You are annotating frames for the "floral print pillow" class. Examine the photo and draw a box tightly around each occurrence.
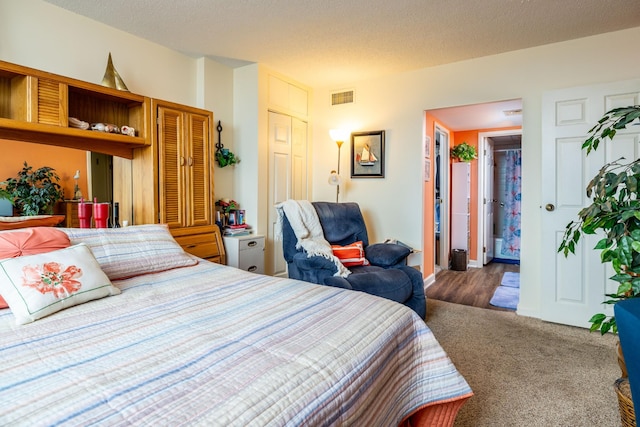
[0,243,120,324]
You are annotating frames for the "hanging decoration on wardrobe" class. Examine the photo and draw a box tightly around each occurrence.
[214,120,239,167]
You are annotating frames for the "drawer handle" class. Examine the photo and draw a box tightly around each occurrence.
[186,244,197,249]
[248,241,257,247]
[248,266,257,272]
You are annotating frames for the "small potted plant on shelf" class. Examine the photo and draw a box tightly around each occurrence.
[215,148,239,168]
[0,162,64,216]
[558,105,640,335]
[450,142,477,162]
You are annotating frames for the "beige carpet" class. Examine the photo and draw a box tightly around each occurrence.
[425,299,622,427]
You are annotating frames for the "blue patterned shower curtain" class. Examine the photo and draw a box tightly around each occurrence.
[501,149,521,258]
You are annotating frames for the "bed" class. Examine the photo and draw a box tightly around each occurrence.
[0,224,472,426]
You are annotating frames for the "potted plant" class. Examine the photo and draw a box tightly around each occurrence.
[215,148,239,168]
[0,162,64,216]
[450,142,477,162]
[558,105,640,335]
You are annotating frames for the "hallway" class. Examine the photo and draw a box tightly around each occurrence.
[426,262,519,311]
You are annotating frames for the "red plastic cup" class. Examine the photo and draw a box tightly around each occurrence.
[78,202,93,228]
[93,203,110,228]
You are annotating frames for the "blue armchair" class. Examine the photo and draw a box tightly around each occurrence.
[281,201,426,318]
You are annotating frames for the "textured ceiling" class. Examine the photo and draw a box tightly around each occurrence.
[43,0,640,89]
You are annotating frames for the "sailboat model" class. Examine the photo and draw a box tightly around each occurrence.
[358,143,377,166]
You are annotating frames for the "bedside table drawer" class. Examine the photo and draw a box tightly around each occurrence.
[223,235,265,274]
[239,237,265,252]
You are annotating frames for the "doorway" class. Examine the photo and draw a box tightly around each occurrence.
[427,99,522,274]
[434,125,449,271]
[89,152,113,203]
[478,131,522,266]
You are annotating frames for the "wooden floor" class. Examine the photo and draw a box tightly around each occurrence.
[426,261,520,311]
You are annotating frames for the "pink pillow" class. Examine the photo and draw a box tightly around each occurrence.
[331,241,370,267]
[0,227,71,309]
[0,215,65,230]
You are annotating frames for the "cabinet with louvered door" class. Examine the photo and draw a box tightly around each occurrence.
[0,60,150,159]
[154,100,222,262]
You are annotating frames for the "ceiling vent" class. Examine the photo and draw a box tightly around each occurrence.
[331,89,355,106]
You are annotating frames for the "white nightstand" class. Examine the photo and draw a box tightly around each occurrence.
[223,234,265,274]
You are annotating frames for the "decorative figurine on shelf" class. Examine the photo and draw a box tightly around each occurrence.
[120,125,135,137]
[216,198,239,213]
[69,117,90,130]
[101,52,129,92]
[214,121,239,167]
[215,198,238,228]
[91,123,121,133]
[73,170,82,200]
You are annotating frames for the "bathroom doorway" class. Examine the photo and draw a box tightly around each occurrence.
[478,132,522,265]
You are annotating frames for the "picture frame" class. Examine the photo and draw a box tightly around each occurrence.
[424,135,431,158]
[424,158,431,182]
[351,130,385,178]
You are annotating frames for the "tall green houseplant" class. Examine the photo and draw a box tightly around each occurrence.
[559,105,640,334]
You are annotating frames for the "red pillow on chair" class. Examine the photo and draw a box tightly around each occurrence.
[331,241,370,267]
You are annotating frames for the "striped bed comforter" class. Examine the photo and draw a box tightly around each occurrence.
[0,260,471,426]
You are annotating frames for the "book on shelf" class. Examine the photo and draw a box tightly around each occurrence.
[223,225,252,237]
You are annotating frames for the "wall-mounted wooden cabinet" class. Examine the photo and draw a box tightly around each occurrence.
[0,60,224,264]
[0,60,150,159]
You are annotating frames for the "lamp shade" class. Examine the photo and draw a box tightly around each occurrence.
[329,129,349,143]
[328,171,342,186]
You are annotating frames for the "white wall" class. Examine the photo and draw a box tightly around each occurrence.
[5,0,640,321]
[0,0,235,203]
[197,58,235,201]
[312,26,640,319]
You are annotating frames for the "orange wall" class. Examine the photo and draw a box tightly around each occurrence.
[0,140,88,206]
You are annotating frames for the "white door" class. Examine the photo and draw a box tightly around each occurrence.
[541,80,640,328]
[451,162,470,251]
[482,137,495,264]
[435,126,450,270]
[267,111,308,278]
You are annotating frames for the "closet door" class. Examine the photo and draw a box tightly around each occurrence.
[267,111,308,277]
[157,104,212,229]
[291,117,308,200]
[186,112,211,227]
[157,105,186,229]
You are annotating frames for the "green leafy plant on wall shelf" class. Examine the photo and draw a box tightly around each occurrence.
[0,162,64,216]
[215,148,239,168]
[558,105,640,334]
[450,142,477,162]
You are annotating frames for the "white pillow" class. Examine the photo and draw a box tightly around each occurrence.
[0,243,120,324]
[61,224,198,280]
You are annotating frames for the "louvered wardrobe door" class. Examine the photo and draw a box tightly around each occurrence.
[157,105,186,229]
[186,112,211,227]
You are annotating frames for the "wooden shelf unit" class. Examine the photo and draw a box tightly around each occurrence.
[0,60,150,159]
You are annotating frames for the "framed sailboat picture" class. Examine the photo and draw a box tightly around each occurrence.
[351,130,385,178]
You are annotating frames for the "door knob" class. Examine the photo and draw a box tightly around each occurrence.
[545,203,555,211]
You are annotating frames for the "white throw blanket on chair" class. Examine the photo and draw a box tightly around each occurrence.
[275,200,350,278]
